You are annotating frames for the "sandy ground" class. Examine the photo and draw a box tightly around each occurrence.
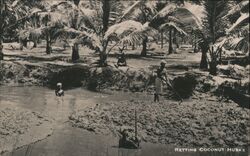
[0,106,53,154]
[69,93,250,147]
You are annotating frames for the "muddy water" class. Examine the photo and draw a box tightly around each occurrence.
[0,86,247,156]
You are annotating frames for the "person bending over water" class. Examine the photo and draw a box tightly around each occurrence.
[55,83,64,97]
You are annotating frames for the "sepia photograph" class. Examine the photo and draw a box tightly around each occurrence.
[0,0,249,156]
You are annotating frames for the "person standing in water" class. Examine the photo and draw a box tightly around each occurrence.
[55,83,64,97]
[154,60,167,102]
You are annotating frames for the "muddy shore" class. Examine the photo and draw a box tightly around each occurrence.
[69,94,250,147]
[0,106,53,154]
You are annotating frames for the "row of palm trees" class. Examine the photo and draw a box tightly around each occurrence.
[0,0,249,75]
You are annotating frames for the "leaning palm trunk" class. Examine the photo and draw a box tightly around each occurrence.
[141,37,148,56]
[72,43,79,62]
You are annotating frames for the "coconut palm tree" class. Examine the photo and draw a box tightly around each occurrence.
[191,0,230,75]
[54,0,106,62]
[0,0,44,59]
[118,1,201,56]
[193,0,248,75]
[159,18,187,54]
[148,1,202,56]
[19,1,67,54]
[52,0,157,65]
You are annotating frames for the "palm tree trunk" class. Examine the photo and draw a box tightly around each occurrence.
[209,47,217,75]
[102,0,110,33]
[194,34,198,53]
[32,15,38,48]
[72,43,79,62]
[209,61,217,75]
[98,0,110,67]
[0,39,3,60]
[45,14,51,54]
[141,37,147,56]
[19,38,23,50]
[168,28,173,54]
[99,40,108,66]
[46,35,52,54]
[0,0,5,60]
[132,43,135,50]
[23,39,27,48]
[33,39,37,48]
[161,31,163,49]
[200,50,208,70]
[99,51,107,66]
[173,29,179,49]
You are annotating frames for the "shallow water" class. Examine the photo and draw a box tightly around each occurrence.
[0,86,247,156]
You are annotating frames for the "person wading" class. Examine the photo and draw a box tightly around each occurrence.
[55,83,64,97]
[154,60,167,102]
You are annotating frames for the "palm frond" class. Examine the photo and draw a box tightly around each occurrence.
[160,22,187,36]
[150,2,202,29]
[227,13,249,33]
[226,36,249,53]
[227,0,249,16]
[182,1,204,29]
[153,3,177,19]
[104,20,144,40]
[119,1,143,22]
[59,26,101,50]
[119,22,157,45]
[228,37,245,48]
[145,1,157,14]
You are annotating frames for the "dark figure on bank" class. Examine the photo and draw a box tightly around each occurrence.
[154,60,167,102]
[55,83,64,97]
[116,52,127,67]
